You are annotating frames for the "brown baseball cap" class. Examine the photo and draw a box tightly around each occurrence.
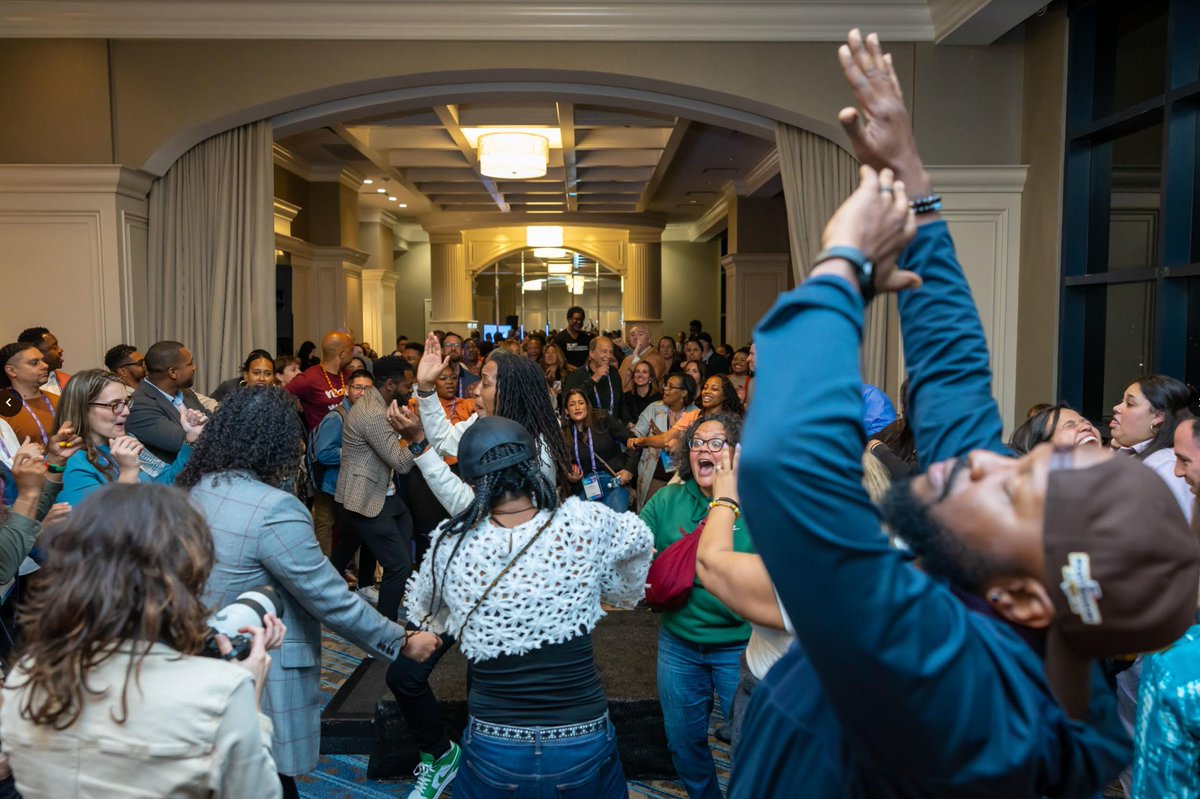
[1042,447,1200,719]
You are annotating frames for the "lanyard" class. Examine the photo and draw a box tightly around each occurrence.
[0,433,12,460]
[21,393,53,446]
[572,425,597,473]
[592,372,614,412]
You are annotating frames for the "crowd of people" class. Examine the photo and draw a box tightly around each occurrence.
[0,28,1197,799]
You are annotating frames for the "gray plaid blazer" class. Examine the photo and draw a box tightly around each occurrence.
[334,387,414,517]
[192,471,406,776]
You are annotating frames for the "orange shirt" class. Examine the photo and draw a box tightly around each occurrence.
[407,394,474,466]
[7,390,59,447]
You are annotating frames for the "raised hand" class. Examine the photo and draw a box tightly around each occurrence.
[40,502,71,530]
[417,332,451,391]
[837,29,930,198]
[712,442,740,503]
[10,442,48,497]
[180,407,209,443]
[47,423,82,466]
[819,166,919,295]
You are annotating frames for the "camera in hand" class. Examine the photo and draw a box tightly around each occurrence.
[203,586,283,661]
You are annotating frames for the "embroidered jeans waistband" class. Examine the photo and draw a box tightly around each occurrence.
[469,713,609,743]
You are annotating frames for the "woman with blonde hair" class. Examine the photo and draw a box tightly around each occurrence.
[1,483,284,798]
[55,369,206,506]
[541,342,574,411]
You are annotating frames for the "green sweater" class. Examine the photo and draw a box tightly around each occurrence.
[0,479,61,584]
[640,479,752,646]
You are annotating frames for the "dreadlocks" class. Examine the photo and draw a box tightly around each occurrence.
[421,442,559,628]
[489,350,574,495]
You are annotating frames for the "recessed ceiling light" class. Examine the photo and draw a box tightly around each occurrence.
[387,196,397,202]
[398,203,408,208]
[376,188,386,194]
[363,178,373,185]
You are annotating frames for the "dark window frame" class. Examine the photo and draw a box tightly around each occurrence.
[1059,0,1200,422]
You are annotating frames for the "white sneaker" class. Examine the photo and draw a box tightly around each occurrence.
[357,585,379,606]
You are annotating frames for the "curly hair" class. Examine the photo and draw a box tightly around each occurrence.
[420,442,559,628]
[53,369,127,482]
[673,411,743,483]
[176,386,304,489]
[11,483,214,729]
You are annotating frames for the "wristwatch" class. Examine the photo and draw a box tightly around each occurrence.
[408,439,429,457]
[812,246,875,303]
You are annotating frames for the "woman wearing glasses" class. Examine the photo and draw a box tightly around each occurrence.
[55,370,207,506]
[639,412,751,799]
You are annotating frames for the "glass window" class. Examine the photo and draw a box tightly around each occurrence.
[1095,0,1168,117]
[1091,281,1157,422]
[1105,122,1162,272]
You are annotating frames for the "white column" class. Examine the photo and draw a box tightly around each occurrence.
[362,268,400,354]
[277,234,369,342]
[623,234,663,340]
[720,253,790,348]
[0,165,152,369]
[428,231,475,334]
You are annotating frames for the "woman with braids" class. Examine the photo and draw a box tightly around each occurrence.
[383,345,574,798]
[400,416,653,798]
[178,387,407,797]
[1,483,286,797]
[56,369,207,506]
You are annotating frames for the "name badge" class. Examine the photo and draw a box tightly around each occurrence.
[582,473,603,501]
[660,449,675,471]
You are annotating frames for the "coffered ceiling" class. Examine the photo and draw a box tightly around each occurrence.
[275,100,778,233]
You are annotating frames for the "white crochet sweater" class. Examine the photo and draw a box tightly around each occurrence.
[405,496,654,662]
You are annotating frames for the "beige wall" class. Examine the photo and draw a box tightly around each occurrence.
[2,38,1025,173]
[913,35,1025,165]
[0,41,113,164]
[662,240,721,341]
[394,243,432,338]
[272,165,310,241]
[1015,6,1068,414]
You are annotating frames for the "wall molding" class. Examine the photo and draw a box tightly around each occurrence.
[0,1,935,41]
[926,165,1029,193]
[0,165,154,200]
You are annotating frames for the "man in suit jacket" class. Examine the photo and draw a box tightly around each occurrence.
[334,356,418,621]
[126,341,210,464]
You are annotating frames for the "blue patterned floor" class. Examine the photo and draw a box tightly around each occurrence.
[302,631,725,798]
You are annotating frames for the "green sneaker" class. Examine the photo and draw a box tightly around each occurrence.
[408,741,461,799]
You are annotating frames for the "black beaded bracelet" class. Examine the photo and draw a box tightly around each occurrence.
[910,194,943,215]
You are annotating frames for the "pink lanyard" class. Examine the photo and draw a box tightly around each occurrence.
[21,394,53,446]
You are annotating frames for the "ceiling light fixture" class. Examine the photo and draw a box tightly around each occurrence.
[547,261,573,275]
[387,196,397,202]
[522,279,545,292]
[533,247,568,260]
[526,226,563,248]
[398,203,408,208]
[376,188,387,194]
[479,132,549,180]
[363,179,373,185]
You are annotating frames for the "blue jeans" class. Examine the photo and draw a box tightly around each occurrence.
[456,717,626,799]
[657,627,745,799]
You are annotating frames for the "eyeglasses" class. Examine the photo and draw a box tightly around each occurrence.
[116,359,144,370]
[688,437,728,452]
[90,398,133,414]
[443,342,462,349]
[664,383,685,392]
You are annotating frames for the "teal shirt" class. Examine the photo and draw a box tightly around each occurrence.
[639,478,752,646]
[1132,623,1200,798]
[59,443,192,506]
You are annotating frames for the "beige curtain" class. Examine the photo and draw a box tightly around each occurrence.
[148,120,275,394]
[775,122,890,388]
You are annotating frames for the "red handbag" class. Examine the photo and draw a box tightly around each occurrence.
[644,519,706,612]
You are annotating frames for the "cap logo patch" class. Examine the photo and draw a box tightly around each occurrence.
[1060,552,1103,625]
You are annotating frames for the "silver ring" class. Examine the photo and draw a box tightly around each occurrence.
[879,187,894,194]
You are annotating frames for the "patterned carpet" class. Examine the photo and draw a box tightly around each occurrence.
[301,630,726,798]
